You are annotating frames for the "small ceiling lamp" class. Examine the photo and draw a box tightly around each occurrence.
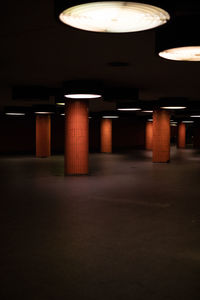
[116,101,141,111]
[159,98,187,110]
[32,105,55,115]
[182,120,194,124]
[142,110,153,113]
[63,80,102,100]
[102,115,119,119]
[157,15,200,61]
[5,112,25,116]
[56,1,170,33]
[56,102,65,106]
[190,115,200,118]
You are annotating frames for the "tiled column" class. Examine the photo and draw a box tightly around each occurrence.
[152,109,170,163]
[101,119,112,153]
[36,115,51,157]
[177,122,186,148]
[145,121,153,150]
[64,100,88,175]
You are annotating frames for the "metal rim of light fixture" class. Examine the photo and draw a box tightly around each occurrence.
[55,0,170,33]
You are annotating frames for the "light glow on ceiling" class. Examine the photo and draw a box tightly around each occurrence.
[34,112,54,115]
[147,118,153,122]
[5,113,25,116]
[161,106,186,110]
[117,108,141,111]
[59,2,170,33]
[190,115,200,118]
[102,116,119,119]
[64,94,101,99]
[182,120,194,123]
[142,110,153,113]
[56,102,65,106]
[159,46,200,61]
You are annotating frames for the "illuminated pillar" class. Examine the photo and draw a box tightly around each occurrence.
[101,119,112,153]
[145,121,153,150]
[65,100,88,175]
[177,123,186,148]
[36,115,51,157]
[152,109,170,163]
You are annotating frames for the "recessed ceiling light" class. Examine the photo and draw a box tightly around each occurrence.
[142,110,153,113]
[60,113,65,116]
[159,46,200,61]
[34,112,54,115]
[190,115,200,118]
[5,112,25,116]
[161,106,186,110]
[56,102,65,106]
[64,94,101,99]
[182,120,194,123]
[147,118,153,122]
[102,116,119,119]
[117,108,141,111]
[59,1,170,33]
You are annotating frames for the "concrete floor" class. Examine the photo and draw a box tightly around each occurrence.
[1,147,200,299]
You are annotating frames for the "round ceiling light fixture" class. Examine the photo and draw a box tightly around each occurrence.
[182,120,194,124]
[161,106,187,110]
[159,46,200,62]
[58,1,170,33]
[156,15,200,61]
[102,115,119,119]
[64,94,101,99]
[117,108,141,111]
[5,112,25,116]
[190,115,200,118]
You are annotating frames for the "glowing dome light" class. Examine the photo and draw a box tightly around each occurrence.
[102,115,119,119]
[161,106,186,110]
[117,108,141,111]
[159,46,200,61]
[142,110,153,113]
[65,94,101,99]
[59,2,170,33]
[190,115,200,118]
[182,120,194,124]
[34,112,54,115]
[56,102,65,106]
[5,112,25,116]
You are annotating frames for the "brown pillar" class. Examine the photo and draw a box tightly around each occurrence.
[36,115,51,157]
[177,123,186,148]
[101,119,112,153]
[64,100,88,175]
[152,109,170,163]
[145,121,153,150]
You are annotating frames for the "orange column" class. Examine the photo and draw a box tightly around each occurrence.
[152,109,170,163]
[145,121,153,150]
[36,115,51,157]
[101,119,112,153]
[65,100,88,175]
[177,123,186,148]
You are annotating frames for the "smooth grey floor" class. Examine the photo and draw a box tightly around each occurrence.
[1,147,200,300]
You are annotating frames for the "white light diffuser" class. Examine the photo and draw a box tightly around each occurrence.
[159,46,200,61]
[102,116,119,119]
[59,2,170,33]
[117,108,141,111]
[182,120,194,123]
[64,94,101,99]
[5,113,25,116]
[34,112,54,115]
[161,106,186,110]
[190,115,200,118]
[56,102,65,106]
[142,110,153,113]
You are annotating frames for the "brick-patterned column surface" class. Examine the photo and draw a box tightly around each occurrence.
[65,100,88,175]
[178,123,186,148]
[101,119,112,153]
[145,121,153,150]
[152,109,170,163]
[36,115,51,157]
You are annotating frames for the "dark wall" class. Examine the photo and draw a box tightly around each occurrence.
[0,116,145,155]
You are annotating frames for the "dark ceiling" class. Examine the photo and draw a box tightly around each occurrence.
[0,0,200,111]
